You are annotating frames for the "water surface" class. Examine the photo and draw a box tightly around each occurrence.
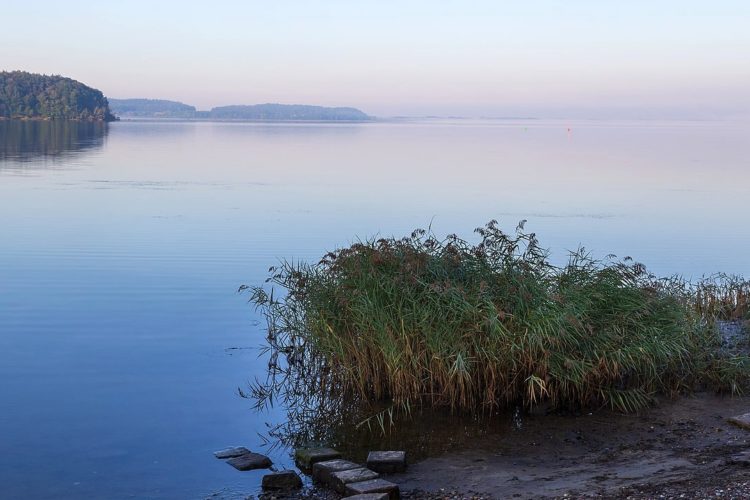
[1,119,748,499]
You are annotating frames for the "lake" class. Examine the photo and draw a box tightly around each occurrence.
[0,118,748,499]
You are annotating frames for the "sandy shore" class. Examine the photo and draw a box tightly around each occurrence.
[390,393,750,499]
[252,393,750,499]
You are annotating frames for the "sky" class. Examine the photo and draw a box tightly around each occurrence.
[2,1,749,118]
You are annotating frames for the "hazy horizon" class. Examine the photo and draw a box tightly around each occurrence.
[3,1,749,119]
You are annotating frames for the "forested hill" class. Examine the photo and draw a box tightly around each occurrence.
[108,98,197,118]
[207,104,371,121]
[0,71,115,121]
[0,72,369,122]
[108,99,372,121]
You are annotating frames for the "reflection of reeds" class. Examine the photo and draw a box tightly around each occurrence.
[243,221,750,439]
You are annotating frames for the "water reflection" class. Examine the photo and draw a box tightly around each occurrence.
[1,118,749,498]
[244,315,514,465]
[0,120,108,165]
[246,346,515,466]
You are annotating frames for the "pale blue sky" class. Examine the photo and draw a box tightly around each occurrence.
[2,1,748,118]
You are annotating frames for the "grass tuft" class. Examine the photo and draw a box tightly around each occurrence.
[246,221,750,414]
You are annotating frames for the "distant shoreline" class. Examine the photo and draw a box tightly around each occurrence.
[108,99,372,122]
[112,116,375,124]
[0,116,115,123]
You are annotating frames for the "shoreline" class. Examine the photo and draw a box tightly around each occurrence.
[112,116,374,124]
[244,392,750,499]
[393,392,750,498]
[0,116,115,122]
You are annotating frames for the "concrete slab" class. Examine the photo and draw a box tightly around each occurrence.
[312,459,360,484]
[261,470,303,490]
[344,478,400,499]
[367,451,407,473]
[330,467,380,493]
[294,447,342,469]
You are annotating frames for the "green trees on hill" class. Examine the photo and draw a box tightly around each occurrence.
[208,104,371,121]
[0,71,115,121]
[108,98,197,118]
[107,100,372,121]
[0,71,370,122]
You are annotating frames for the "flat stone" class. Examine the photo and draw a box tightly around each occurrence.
[261,470,303,490]
[344,478,400,499]
[366,451,407,473]
[728,413,750,430]
[213,446,250,459]
[330,467,380,493]
[225,451,273,471]
[312,459,360,484]
[342,494,389,500]
[294,447,341,469]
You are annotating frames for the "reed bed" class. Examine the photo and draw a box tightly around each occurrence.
[246,221,750,414]
[693,274,750,322]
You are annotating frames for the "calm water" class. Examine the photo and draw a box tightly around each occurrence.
[1,119,748,499]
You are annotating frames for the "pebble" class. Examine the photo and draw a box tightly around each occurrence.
[728,413,750,430]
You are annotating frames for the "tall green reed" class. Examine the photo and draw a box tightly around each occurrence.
[245,221,750,415]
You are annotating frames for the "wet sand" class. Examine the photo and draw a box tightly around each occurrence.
[249,393,750,499]
[391,393,750,499]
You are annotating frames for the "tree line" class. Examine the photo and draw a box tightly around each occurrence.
[0,71,115,121]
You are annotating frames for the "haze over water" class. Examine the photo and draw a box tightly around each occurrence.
[0,119,748,498]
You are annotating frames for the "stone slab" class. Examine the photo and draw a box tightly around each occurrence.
[728,413,750,430]
[262,470,303,490]
[367,450,407,473]
[294,447,341,469]
[312,459,360,484]
[330,467,380,493]
[342,494,389,500]
[214,446,250,459]
[344,478,400,499]
[226,451,273,471]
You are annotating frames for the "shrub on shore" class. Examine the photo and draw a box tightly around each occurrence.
[246,221,750,414]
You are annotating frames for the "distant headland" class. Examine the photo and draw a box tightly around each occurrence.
[0,71,372,122]
[109,98,372,121]
[0,71,116,122]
